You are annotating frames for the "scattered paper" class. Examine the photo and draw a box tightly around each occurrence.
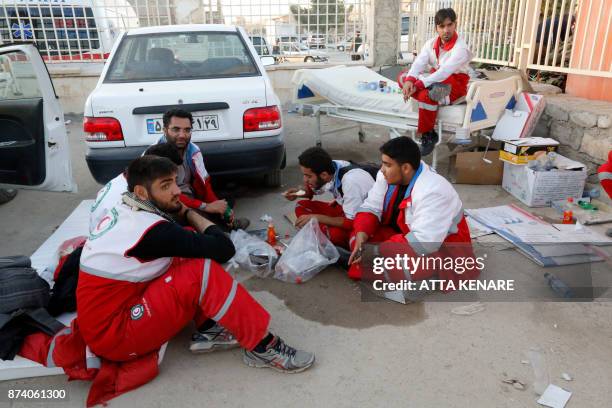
[467,216,494,238]
[451,302,485,316]
[259,214,272,223]
[537,384,572,408]
[561,373,573,381]
[502,378,526,390]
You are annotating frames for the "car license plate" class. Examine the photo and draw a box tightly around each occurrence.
[147,115,220,134]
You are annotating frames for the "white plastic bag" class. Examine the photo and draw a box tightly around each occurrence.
[274,218,339,283]
[228,229,278,278]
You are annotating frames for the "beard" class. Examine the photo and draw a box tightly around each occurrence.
[149,192,182,214]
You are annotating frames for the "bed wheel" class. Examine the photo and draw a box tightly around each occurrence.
[358,130,365,142]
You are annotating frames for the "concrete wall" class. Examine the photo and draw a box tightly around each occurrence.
[372,0,400,66]
[49,61,371,114]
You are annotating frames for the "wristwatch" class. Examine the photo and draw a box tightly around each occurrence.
[198,202,207,211]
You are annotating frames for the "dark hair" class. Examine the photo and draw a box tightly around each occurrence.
[379,137,421,170]
[298,147,334,175]
[434,8,457,26]
[163,108,193,128]
[127,156,177,192]
[144,143,184,166]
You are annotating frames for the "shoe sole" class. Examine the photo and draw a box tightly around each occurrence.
[242,354,315,374]
[190,342,240,354]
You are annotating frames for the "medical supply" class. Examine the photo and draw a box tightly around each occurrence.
[562,198,574,224]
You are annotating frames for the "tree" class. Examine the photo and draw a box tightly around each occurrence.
[290,0,354,34]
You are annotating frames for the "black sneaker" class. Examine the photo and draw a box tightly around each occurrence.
[335,246,351,269]
[419,130,439,156]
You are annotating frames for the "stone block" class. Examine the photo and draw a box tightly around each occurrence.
[550,121,583,150]
[545,103,568,121]
[569,110,597,128]
[598,115,611,129]
[580,129,612,163]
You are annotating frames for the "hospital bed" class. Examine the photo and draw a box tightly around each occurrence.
[291,66,523,169]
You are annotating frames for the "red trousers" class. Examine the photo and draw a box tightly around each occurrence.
[296,199,350,248]
[79,257,270,361]
[412,73,469,133]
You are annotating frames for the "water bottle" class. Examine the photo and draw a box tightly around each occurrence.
[544,272,574,298]
[562,197,574,224]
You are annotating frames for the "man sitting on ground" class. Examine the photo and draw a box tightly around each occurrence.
[283,147,376,250]
[397,8,473,156]
[79,156,315,372]
[347,137,479,286]
[89,143,183,234]
[155,108,249,230]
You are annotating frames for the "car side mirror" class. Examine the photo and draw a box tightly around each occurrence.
[260,56,276,66]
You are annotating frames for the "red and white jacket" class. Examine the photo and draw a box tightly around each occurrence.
[598,150,612,199]
[157,138,219,209]
[354,162,478,283]
[78,203,170,353]
[397,33,473,92]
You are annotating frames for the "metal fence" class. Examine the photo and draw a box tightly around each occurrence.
[0,0,370,64]
[400,0,611,78]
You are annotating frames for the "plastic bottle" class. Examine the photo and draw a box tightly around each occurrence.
[562,197,574,224]
[527,347,549,395]
[544,272,574,298]
[267,222,277,245]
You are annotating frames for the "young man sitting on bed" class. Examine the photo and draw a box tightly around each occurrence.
[397,7,473,156]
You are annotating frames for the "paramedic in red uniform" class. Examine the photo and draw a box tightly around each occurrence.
[156,108,250,230]
[283,147,375,249]
[598,150,612,236]
[397,8,473,156]
[78,156,315,373]
[347,137,479,287]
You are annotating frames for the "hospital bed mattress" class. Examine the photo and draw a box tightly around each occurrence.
[292,65,468,125]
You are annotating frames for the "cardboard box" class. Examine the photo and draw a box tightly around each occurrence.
[502,155,587,207]
[499,137,560,165]
[454,151,504,185]
[492,92,546,141]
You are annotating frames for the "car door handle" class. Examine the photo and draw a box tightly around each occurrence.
[0,140,35,149]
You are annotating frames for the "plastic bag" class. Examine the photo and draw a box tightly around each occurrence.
[274,218,339,283]
[228,229,278,278]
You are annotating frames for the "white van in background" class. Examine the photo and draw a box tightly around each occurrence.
[0,0,138,60]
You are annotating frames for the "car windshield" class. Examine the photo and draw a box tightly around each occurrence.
[105,31,259,82]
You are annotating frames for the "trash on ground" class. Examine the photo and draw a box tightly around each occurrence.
[561,373,573,381]
[274,218,339,283]
[537,384,572,408]
[259,214,273,223]
[528,347,550,395]
[227,229,278,278]
[451,302,485,316]
[502,378,526,390]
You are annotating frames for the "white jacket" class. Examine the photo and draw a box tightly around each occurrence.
[359,162,464,254]
[404,34,473,88]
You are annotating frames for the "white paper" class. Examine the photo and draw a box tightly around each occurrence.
[466,216,494,238]
[507,137,559,146]
[537,384,572,408]
[465,205,545,233]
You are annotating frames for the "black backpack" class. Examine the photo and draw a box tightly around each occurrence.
[337,162,379,196]
[0,257,65,360]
